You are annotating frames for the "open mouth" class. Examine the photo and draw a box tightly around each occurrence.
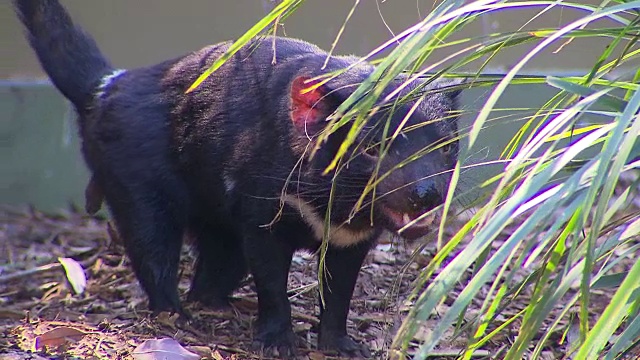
[381,206,438,240]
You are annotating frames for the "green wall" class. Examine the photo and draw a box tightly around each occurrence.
[1,85,89,211]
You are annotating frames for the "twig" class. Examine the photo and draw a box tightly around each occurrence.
[0,251,102,283]
[0,263,61,283]
[214,344,250,355]
[292,311,320,326]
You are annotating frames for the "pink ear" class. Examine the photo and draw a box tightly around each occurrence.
[290,76,331,136]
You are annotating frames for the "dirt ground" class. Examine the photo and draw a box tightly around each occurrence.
[0,197,638,359]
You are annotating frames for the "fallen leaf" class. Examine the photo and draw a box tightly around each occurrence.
[34,326,88,350]
[58,257,87,294]
[132,338,201,360]
[156,311,180,329]
[187,346,213,358]
[308,351,327,360]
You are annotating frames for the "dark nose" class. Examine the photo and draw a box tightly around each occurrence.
[408,179,443,211]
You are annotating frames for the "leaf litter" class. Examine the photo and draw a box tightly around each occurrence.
[0,171,638,359]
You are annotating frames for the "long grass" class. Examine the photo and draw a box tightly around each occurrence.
[191,0,640,358]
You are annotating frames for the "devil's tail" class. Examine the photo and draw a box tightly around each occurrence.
[14,0,114,110]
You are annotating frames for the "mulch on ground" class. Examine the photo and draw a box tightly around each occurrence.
[0,204,451,359]
[0,194,638,359]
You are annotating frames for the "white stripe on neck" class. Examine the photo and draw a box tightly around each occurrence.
[96,69,126,99]
[281,194,374,248]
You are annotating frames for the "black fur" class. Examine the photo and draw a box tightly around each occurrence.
[14,1,461,357]
[14,0,112,109]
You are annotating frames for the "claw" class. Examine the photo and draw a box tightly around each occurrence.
[319,334,371,358]
[251,329,301,359]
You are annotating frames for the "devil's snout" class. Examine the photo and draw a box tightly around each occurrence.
[408,179,444,211]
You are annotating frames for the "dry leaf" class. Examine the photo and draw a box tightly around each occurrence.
[58,257,87,294]
[308,351,327,360]
[34,326,88,350]
[211,350,225,360]
[132,338,201,360]
[187,346,213,358]
[156,311,180,329]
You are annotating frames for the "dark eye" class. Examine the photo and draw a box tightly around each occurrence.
[363,144,380,159]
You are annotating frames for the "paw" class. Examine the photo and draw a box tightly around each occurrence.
[319,334,371,358]
[252,328,300,359]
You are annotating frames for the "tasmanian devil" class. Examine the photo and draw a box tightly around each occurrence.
[14,0,461,357]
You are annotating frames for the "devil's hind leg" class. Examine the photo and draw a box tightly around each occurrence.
[99,163,189,314]
[188,221,248,308]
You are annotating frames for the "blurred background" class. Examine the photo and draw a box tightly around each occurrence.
[1,0,614,211]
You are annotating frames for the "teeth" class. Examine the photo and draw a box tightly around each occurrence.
[420,214,435,226]
[402,213,411,225]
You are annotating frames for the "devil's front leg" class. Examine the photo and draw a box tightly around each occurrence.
[242,225,300,358]
[317,238,375,358]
